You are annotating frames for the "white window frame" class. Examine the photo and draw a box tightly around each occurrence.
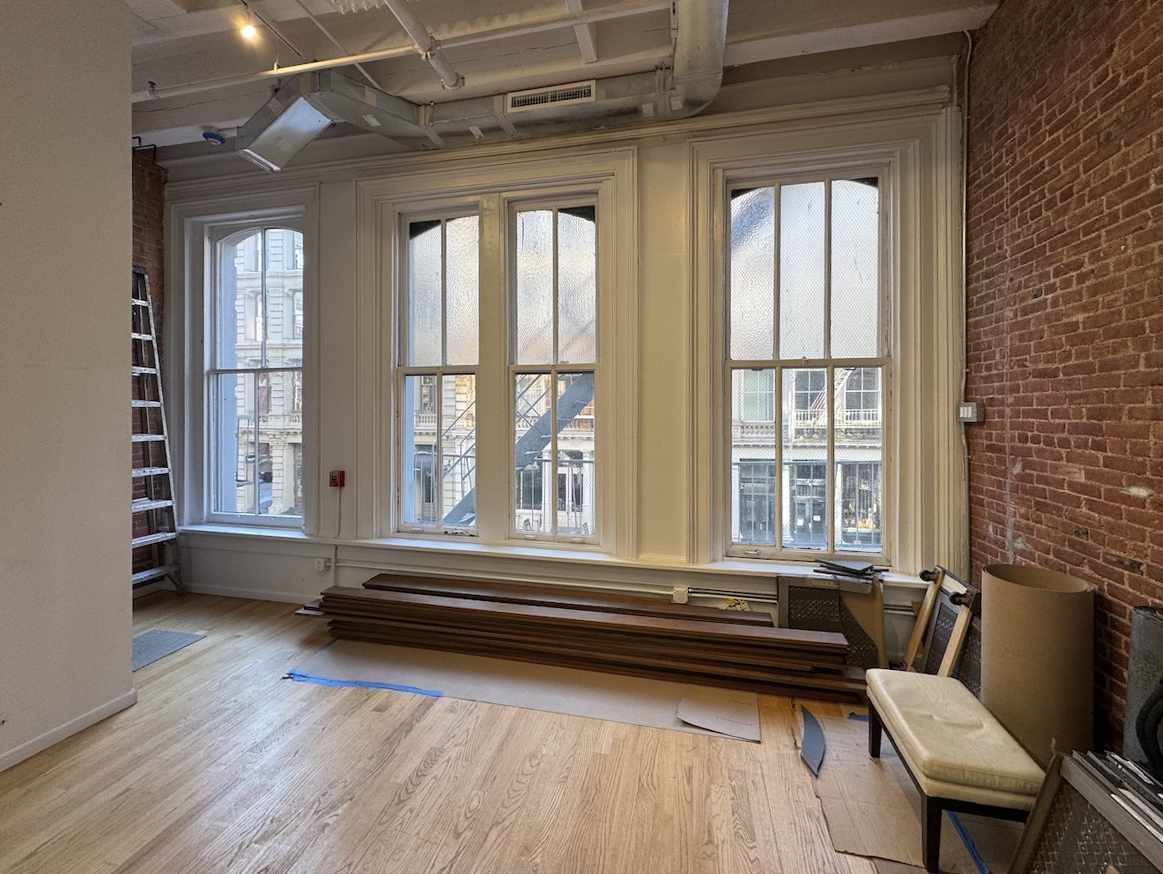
[723,170,892,562]
[396,207,480,536]
[359,149,637,557]
[508,196,600,546]
[205,220,306,528]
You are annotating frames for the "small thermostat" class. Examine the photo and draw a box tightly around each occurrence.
[958,401,985,424]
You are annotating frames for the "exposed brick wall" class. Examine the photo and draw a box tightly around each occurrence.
[132,148,166,352]
[131,149,168,565]
[965,0,1163,746]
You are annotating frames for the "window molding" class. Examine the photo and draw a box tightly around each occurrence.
[690,108,965,575]
[355,148,639,558]
[167,186,321,534]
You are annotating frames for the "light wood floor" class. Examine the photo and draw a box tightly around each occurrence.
[0,593,875,874]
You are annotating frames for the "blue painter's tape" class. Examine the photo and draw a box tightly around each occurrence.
[285,670,443,698]
[947,811,989,874]
[848,712,870,722]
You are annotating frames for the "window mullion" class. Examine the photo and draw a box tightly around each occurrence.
[549,370,558,538]
[774,364,783,552]
[435,373,444,530]
[252,370,260,518]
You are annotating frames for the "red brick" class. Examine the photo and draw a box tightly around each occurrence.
[967,0,1163,749]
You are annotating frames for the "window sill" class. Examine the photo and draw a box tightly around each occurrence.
[179,524,925,588]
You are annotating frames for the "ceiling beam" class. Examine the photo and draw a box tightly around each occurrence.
[564,0,598,63]
[724,4,996,67]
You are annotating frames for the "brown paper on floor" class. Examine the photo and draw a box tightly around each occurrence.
[677,689,762,741]
[794,708,1022,873]
[292,639,760,741]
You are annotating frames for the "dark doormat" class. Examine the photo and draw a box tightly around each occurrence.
[132,629,205,671]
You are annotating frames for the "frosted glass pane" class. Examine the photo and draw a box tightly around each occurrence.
[555,373,596,537]
[406,220,442,366]
[402,375,439,526]
[214,373,254,514]
[730,369,776,546]
[831,180,880,357]
[729,188,775,361]
[780,183,826,359]
[558,207,596,364]
[445,216,479,366]
[835,367,882,552]
[257,371,303,517]
[264,228,304,368]
[515,210,554,364]
[441,374,476,528]
[514,374,553,533]
[782,368,827,550]
[217,230,263,369]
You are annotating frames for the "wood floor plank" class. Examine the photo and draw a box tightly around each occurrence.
[0,593,877,874]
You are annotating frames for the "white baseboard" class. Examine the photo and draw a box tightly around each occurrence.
[0,688,138,773]
[184,582,308,604]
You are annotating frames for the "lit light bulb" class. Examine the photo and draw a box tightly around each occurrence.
[240,22,258,41]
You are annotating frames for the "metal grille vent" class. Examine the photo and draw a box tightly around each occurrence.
[506,81,596,113]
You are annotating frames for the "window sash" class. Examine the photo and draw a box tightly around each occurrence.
[725,174,888,561]
[207,223,305,526]
[508,199,599,544]
[397,210,481,534]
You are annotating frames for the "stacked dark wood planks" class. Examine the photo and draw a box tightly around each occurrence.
[318,575,862,700]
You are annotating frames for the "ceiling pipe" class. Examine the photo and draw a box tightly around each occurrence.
[671,0,729,110]
[131,0,670,103]
[377,0,463,89]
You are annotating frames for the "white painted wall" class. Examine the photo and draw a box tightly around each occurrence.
[0,0,136,771]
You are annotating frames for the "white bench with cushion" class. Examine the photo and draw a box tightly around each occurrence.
[866,668,1045,872]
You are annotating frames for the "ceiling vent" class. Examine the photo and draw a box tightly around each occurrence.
[506,81,596,114]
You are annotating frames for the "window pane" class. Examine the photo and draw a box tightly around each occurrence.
[780,183,826,359]
[731,369,776,545]
[265,228,305,368]
[406,220,442,366]
[555,373,596,537]
[729,188,775,361]
[402,374,439,526]
[782,368,827,549]
[213,372,255,514]
[835,367,882,552]
[831,180,879,357]
[217,230,263,368]
[257,370,303,517]
[515,210,554,364]
[441,374,477,528]
[514,374,553,533]
[446,216,479,366]
[558,206,597,364]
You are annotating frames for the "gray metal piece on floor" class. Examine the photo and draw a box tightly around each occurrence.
[800,706,826,777]
[132,629,204,671]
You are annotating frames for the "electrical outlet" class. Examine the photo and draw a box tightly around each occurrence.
[314,557,332,573]
[672,586,689,604]
[328,469,346,488]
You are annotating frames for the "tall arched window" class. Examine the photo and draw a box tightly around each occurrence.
[210,226,304,522]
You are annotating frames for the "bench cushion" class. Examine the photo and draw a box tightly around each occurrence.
[867,669,1044,803]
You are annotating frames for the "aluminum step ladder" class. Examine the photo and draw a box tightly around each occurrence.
[131,268,182,590]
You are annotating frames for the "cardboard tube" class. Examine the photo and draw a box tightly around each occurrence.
[981,564,1094,767]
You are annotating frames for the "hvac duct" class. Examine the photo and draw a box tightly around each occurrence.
[236,0,729,171]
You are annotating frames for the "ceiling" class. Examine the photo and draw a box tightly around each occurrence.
[130,0,996,148]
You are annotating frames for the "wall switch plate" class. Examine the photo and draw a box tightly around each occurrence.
[328,469,346,488]
[314,557,331,573]
[958,401,985,424]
